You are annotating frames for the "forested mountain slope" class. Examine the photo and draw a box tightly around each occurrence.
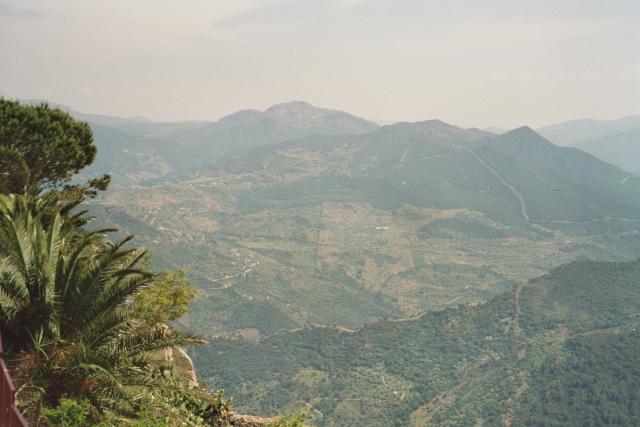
[192,259,640,426]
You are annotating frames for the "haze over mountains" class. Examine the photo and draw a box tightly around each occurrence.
[55,100,376,184]
[70,101,640,328]
[538,115,640,146]
[39,99,637,189]
[538,115,640,176]
[39,99,640,424]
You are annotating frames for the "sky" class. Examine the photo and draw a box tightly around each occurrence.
[0,0,639,128]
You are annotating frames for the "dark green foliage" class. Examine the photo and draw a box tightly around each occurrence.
[0,99,96,191]
[193,259,640,426]
[517,330,640,426]
[224,301,299,335]
[0,194,204,418]
[0,146,29,193]
[42,398,92,426]
[131,269,198,325]
[519,260,640,334]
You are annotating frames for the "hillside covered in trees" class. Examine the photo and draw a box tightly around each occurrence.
[193,259,640,426]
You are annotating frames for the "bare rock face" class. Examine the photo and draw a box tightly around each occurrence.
[174,346,199,388]
[165,347,278,426]
[162,344,199,388]
[228,411,277,426]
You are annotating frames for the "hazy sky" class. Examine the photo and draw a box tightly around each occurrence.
[1,0,639,128]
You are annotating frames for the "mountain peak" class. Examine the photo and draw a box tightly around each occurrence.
[375,119,487,143]
[508,125,535,133]
[265,100,322,116]
[259,101,378,133]
[218,109,262,123]
[380,119,456,132]
[498,126,548,144]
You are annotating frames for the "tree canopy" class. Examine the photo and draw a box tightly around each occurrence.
[132,269,198,326]
[0,98,98,193]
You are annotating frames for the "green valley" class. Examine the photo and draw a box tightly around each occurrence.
[85,113,640,341]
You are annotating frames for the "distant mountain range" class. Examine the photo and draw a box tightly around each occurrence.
[57,101,376,184]
[27,98,640,183]
[538,115,640,175]
[538,115,640,146]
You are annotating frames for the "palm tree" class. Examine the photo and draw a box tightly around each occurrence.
[0,194,205,417]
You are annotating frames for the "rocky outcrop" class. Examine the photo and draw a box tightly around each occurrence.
[228,411,277,426]
[166,347,279,426]
[163,346,200,388]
